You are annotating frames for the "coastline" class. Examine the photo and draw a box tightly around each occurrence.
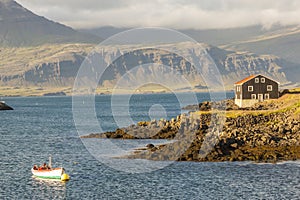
[0,86,231,97]
[82,89,300,163]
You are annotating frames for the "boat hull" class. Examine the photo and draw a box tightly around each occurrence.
[31,168,64,179]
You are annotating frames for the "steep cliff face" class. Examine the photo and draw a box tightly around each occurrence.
[1,58,84,86]
[0,44,89,86]
[99,44,296,89]
[0,43,298,89]
[23,57,84,85]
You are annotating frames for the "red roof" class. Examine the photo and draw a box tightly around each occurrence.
[235,75,257,85]
[235,74,280,85]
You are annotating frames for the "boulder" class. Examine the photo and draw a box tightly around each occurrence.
[0,102,13,110]
[146,144,155,149]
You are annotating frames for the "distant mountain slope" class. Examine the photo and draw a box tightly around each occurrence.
[80,25,300,65]
[80,26,267,46]
[79,26,130,41]
[0,42,298,89]
[221,26,300,64]
[0,0,101,46]
[79,25,291,46]
[187,25,300,66]
[98,44,298,89]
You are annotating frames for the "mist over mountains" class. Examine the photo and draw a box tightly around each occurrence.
[0,0,299,92]
[81,25,300,65]
[79,25,281,46]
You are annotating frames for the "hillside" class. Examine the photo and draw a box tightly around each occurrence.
[0,1,299,95]
[80,25,300,64]
[0,0,100,46]
[79,25,286,46]
[0,42,299,96]
[98,44,298,90]
[222,26,300,64]
[0,43,92,86]
[80,25,300,85]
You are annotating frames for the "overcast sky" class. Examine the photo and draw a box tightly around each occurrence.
[16,0,300,30]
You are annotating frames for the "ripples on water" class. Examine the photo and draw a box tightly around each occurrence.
[0,94,299,199]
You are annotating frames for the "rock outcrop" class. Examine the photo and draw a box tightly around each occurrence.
[82,91,300,163]
[183,99,240,111]
[0,102,13,110]
[43,92,66,96]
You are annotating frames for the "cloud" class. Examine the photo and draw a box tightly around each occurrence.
[16,0,300,29]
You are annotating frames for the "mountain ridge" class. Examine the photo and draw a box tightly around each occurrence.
[0,1,299,95]
[0,0,101,46]
[80,25,300,65]
[221,26,300,64]
[0,42,298,91]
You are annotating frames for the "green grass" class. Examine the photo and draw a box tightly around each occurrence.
[192,91,300,119]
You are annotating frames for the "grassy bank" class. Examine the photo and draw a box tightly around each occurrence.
[192,89,300,118]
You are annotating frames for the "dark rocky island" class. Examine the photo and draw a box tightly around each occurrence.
[82,89,300,163]
[43,92,66,96]
[0,101,13,110]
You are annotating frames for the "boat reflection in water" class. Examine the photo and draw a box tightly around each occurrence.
[31,176,67,199]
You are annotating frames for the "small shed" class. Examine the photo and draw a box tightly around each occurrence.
[234,74,279,108]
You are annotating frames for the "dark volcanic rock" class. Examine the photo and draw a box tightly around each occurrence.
[0,102,13,110]
[182,99,240,111]
[43,92,66,96]
[181,104,199,111]
[146,144,155,149]
[82,92,300,163]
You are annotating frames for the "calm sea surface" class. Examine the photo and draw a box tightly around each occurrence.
[1,93,299,199]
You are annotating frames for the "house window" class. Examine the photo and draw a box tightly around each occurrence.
[255,78,259,83]
[265,94,270,99]
[248,86,253,92]
[251,94,256,99]
[267,85,272,91]
[261,78,265,83]
[237,86,241,92]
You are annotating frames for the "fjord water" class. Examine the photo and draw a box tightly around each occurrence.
[1,93,299,199]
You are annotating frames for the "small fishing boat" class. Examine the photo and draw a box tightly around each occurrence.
[31,167,67,179]
[31,157,70,181]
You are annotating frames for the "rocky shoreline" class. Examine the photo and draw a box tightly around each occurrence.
[82,91,300,163]
[43,91,66,96]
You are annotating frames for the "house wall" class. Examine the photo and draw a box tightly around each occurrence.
[235,85,242,99]
[241,75,278,100]
[235,99,259,108]
[234,75,279,108]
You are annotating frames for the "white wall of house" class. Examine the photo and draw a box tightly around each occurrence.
[235,99,259,108]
